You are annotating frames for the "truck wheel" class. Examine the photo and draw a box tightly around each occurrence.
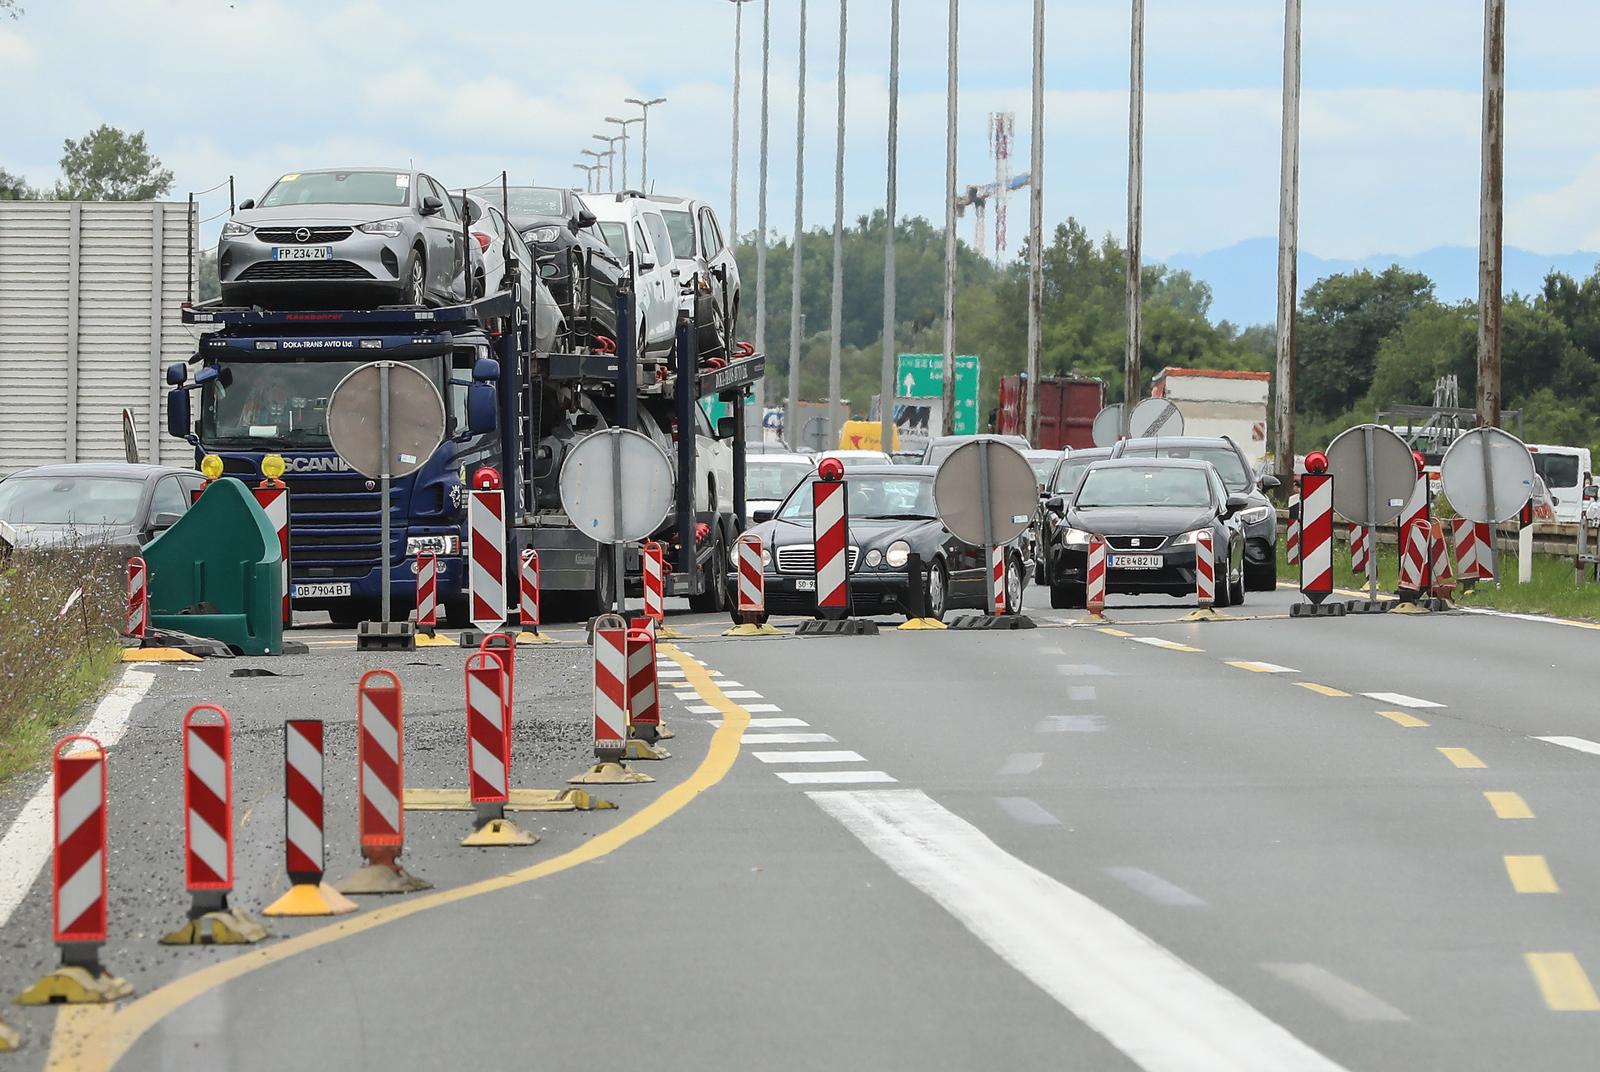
[689,529,728,613]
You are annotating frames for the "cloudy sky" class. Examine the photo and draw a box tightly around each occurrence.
[2,0,1597,260]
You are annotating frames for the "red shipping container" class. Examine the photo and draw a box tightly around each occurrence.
[996,375,1104,450]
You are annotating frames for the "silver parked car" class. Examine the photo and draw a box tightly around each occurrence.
[0,464,203,554]
[642,193,741,357]
[218,168,472,309]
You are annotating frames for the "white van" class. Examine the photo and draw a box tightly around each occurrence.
[1526,444,1593,524]
[586,194,683,360]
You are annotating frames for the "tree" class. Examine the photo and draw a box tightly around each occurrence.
[1294,267,1435,418]
[0,167,38,200]
[1,0,20,18]
[54,125,174,201]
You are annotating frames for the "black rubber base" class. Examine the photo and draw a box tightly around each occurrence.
[948,615,1038,630]
[1290,601,1347,618]
[356,620,417,651]
[1344,600,1391,615]
[796,618,880,637]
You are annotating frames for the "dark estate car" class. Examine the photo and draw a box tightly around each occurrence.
[0,463,203,553]
[732,465,1030,622]
[1110,435,1279,590]
[1045,457,1249,609]
[1036,447,1113,583]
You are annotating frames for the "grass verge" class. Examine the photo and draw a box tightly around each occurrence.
[0,543,125,785]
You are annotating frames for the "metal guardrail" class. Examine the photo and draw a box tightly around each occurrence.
[1275,509,1598,558]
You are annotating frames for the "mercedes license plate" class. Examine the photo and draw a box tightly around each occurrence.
[273,246,333,261]
[794,578,817,591]
[293,582,352,598]
[1109,553,1163,570]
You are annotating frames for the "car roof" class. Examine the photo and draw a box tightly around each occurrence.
[6,463,191,480]
[1118,436,1241,450]
[1087,456,1215,471]
[803,464,933,477]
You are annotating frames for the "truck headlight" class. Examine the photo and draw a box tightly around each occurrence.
[358,218,407,238]
[405,535,461,556]
[885,541,910,568]
[220,221,253,239]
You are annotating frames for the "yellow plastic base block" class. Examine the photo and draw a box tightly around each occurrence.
[461,817,539,847]
[656,721,675,740]
[723,622,784,637]
[624,738,671,761]
[414,632,458,647]
[897,617,948,631]
[401,788,616,811]
[1181,608,1233,622]
[17,965,134,1006]
[1076,612,1110,625]
[261,881,360,917]
[121,647,201,662]
[655,625,689,640]
[568,761,655,785]
[160,909,269,945]
[334,861,432,895]
[516,631,556,645]
[0,1014,18,1051]
[1389,601,1430,615]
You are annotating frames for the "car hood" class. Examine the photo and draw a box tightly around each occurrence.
[769,515,944,548]
[231,204,414,227]
[1066,506,1217,537]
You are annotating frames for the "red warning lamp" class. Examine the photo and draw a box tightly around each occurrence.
[1304,451,1328,475]
[473,466,502,491]
[1411,451,1426,476]
[817,457,845,483]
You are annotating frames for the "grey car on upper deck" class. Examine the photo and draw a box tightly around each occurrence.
[218,168,471,309]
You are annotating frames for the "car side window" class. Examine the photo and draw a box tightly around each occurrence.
[425,177,459,222]
[150,476,188,520]
[699,209,723,255]
[645,212,675,260]
[633,220,652,259]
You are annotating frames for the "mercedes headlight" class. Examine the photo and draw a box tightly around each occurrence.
[865,549,882,567]
[528,225,562,244]
[1240,505,1272,524]
[1062,527,1092,547]
[760,547,771,568]
[885,540,910,568]
[1172,528,1207,546]
[358,218,407,238]
[220,220,253,239]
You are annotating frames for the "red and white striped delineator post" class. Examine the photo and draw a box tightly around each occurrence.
[990,546,1006,615]
[1085,537,1108,618]
[516,548,552,643]
[161,707,267,945]
[1397,522,1431,602]
[642,540,666,623]
[1452,519,1494,583]
[813,476,850,620]
[253,484,291,627]
[336,672,432,892]
[1194,529,1215,608]
[1428,520,1456,600]
[415,551,439,635]
[263,720,358,916]
[467,484,507,639]
[726,533,781,636]
[1285,494,1301,565]
[462,652,536,845]
[124,555,148,640]
[1297,472,1335,607]
[1350,524,1371,575]
[1399,471,1433,593]
[17,736,133,1004]
[569,617,654,784]
[622,626,670,759]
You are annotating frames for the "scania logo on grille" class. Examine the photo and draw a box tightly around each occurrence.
[285,456,352,473]
[294,227,311,243]
[364,480,376,491]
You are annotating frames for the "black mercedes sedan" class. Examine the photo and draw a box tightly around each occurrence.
[1045,458,1248,609]
[730,466,1029,622]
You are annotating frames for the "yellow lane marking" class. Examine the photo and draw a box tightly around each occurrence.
[1505,855,1559,894]
[1525,954,1600,1011]
[1097,628,1134,637]
[1130,637,1204,653]
[47,644,749,1072]
[1438,747,1486,769]
[1296,683,1350,698]
[1485,791,1534,819]
[46,1007,115,1071]
[1225,660,1294,674]
[1376,710,1428,728]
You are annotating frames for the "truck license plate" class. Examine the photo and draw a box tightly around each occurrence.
[794,578,816,591]
[273,246,333,261]
[293,582,352,598]
[1108,554,1163,570]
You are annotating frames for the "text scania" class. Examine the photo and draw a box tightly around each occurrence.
[285,456,353,472]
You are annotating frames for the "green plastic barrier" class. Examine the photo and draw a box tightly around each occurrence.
[142,477,285,656]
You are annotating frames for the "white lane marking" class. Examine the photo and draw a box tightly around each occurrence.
[1229,661,1299,674]
[1458,606,1600,632]
[997,752,1044,776]
[1361,692,1444,709]
[995,797,1061,826]
[709,717,809,728]
[1261,963,1409,1023]
[742,732,838,744]
[1131,637,1201,652]
[811,789,1346,1072]
[721,690,764,699]
[753,750,866,764]
[1056,664,1115,676]
[0,667,155,931]
[743,704,783,713]
[686,705,720,715]
[778,770,897,785]
[1036,715,1106,733]
[1067,685,1097,702]
[675,692,701,701]
[1535,736,1600,757]
[658,669,687,679]
[1105,866,1207,907]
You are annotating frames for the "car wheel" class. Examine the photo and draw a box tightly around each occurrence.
[1231,568,1246,607]
[1005,554,1026,615]
[404,248,427,306]
[923,560,950,622]
[1049,581,1084,610]
[689,529,728,613]
[1245,556,1278,592]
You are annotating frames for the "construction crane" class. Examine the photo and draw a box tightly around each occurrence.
[954,113,1030,263]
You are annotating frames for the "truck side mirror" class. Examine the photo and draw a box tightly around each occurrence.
[716,416,736,439]
[166,362,188,386]
[472,357,500,382]
[466,383,496,436]
[166,387,191,439]
[1584,485,1599,502]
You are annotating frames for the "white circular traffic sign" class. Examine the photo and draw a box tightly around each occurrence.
[1324,424,1416,526]
[1441,427,1537,524]
[933,438,1038,546]
[327,361,446,479]
[558,428,675,544]
[1128,397,1185,439]
[1091,404,1124,448]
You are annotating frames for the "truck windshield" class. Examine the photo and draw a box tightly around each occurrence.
[199,355,449,449]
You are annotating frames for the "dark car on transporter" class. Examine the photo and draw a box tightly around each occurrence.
[729,465,1030,623]
[1110,435,1279,590]
[1045,457,1249,609]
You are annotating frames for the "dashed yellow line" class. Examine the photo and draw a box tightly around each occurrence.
[1296,682,1350,698]
[1484,791,1534,819]
[1438,747,1486,769]
[1505,855,1559,893]
[1526,954,1600,1011]
[1097,627,1134,637]
[1375,709,1428,728]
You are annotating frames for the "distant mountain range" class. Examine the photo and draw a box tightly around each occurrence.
[1165,238,1600,329]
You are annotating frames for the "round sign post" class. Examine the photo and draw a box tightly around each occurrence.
[1128,398,1185,439]
[1325,423,1414,601]
[933,439,1037,616]
[1091,404,1125,448]
[328,361,446,626]
[558,428,675,616]
[1441,427,1538,589]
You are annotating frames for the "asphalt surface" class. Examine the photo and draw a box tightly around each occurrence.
[2,582,1599,1070]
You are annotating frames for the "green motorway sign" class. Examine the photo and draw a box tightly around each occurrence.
[897,354,980,435]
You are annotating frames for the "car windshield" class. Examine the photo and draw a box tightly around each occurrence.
[747,461,813,501]
[596,222,629,261]
[1054,456,1105,494]
[200,355,449,449]
[1028,456,1057,482]
[1076,465,1213,509]
[1533,452,1579,487]
[0,476,144,526]
[661,209,696,260]
[778,475,937,521]
[258,170,411,208]
[1119,444,1249,491]
[925,437,1028,467]
[473,187,565,217]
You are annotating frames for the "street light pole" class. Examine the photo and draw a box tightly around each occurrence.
[1123,0,1144,436]
[940,0,959,436]
[580,148,611,193]
[604,116,639,190]
[593,134,623,190]
[879,0,900,456]
[573,163,596,193]
[756,0,772,423]
[1025,0,1044,446]
[624,97,668,190]
[786,0,807,449]
[1477,0,1505,430]
[728,0,752,239]
[1274,0,1302,488]
[827,0,848,447]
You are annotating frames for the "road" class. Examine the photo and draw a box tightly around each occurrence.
[2,583,1598,1070]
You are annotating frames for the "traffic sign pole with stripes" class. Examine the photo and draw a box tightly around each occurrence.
[468,486,507,637]
[337,672,431,892]
[1194,529,1215,609]
[568,616,655,785]
[623,626,669,760]
[462,651,536,845]
[263,720,358,916]
[642,540,666,623]
[1398,521,1430,601]
[990,546,1006,615]
[253,484,291,627]
[415,551,439,634]
[813,477,849,620]
[124,556,148,640]
[1285,494,1301,565]
[1428,519,1456,600]
[517,549,551,642]
[17,736,134,1004]
[1350,524,1371,575]
[1399,472,1433,593]
[1299,472,1334,605]
[1085,537,1108,618]
[725,532,782,637]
